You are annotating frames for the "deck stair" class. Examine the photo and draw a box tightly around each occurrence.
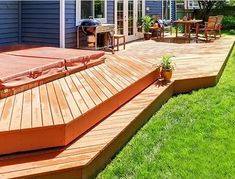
[0,54,160,155]
[0,81,173,179]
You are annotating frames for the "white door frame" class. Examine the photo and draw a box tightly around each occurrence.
[60,0,65,48]
[162,0,172,20]
[114,0,145,42]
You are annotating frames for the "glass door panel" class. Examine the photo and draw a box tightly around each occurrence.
[137,0,143,32]
[115,0,145,42]
[128,0,134,36]
[117,0,124,34]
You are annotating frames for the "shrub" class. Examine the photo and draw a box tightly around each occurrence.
[141,16,154,33]
[222,16,235,30]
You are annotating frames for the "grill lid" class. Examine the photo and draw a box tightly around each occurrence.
[80,18,101,27]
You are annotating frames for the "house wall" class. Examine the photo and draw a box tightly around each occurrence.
[65,0,76,48]
[21,1,60,47]
[65,0,115,48]
[145,1,162,18]
[0,1,20,46]
[171,0,176,20]
[0,0,176,48]
[107,0,115,24]
[145,0,176,20]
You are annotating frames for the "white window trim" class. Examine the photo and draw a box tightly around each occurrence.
[76,0,107,26]
[162,0,172,20]
[60,0,65,48]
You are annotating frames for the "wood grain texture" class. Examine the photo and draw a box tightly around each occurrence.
[0,37,234,178]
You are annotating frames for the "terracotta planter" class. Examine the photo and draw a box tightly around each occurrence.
[161,69,173,81]
[144,32,152,40]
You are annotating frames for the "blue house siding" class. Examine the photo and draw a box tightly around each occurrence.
[171,0,176,20]
[65,0,77,48]
[0,0,176,48]
[107,0,114,24]
[0,1,20,46]
[145,0,162,18]
[21,1,60,47]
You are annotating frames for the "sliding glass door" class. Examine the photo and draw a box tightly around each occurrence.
[115,0,145,42]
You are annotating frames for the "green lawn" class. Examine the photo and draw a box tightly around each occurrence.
[97,46,235,179]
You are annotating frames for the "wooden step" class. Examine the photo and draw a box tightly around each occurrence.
[0,56,160,155]
[0,81,173,179]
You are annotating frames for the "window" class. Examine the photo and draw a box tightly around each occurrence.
[185,0,199,9]
[137,0,143,32]
[77,0,107,24]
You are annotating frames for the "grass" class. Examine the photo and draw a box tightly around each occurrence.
[97,46,235,179]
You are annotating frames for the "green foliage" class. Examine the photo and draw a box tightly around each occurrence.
[160,55,175,70]
[222,16,235,30]
[97,47,235,178]
[223,29,235,35]
[230,1,235,6]
[141,15,154,33]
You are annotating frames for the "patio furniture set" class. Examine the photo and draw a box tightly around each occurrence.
[151,15,224,43]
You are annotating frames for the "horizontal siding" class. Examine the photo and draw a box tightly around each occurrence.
[0,1,19,46]
[65,0,77,48]
[107,0,114,24]
[21,1,60,47]
[171,0,176,20]
[145,0,162,18]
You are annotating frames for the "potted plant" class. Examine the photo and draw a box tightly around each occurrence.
[160,55,175,81]
[142,15,154,40]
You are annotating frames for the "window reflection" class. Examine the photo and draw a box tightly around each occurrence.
[81,0,105,19]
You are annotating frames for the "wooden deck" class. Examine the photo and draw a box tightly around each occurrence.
[0,37,234,179]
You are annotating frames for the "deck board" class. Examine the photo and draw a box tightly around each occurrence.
[59,78,81,120]
[70,74,96,109]
[53,80,73,124]
[0,37,234,178]
[31,87,42,128]
[46,82,64,125]
[94,65,124,91]
[10,93,23,130]
[97,65,127,89]
[80,71,108,101]
[85,69,113,98]
[21,90,32,129]
[75,72,102,105]
[40,85,53,127]
[88,67,119,95]
[64,76,89,114]
[0,95,15,131]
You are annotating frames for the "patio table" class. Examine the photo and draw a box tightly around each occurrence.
[174,19,202,42]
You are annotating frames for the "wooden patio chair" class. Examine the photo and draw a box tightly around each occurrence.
[151,15,164,38]
[215,15,223,38]
[201,16,218,42]
[151,15,173,38]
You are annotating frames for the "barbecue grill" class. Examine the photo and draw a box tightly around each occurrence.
[77,18,115,52]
